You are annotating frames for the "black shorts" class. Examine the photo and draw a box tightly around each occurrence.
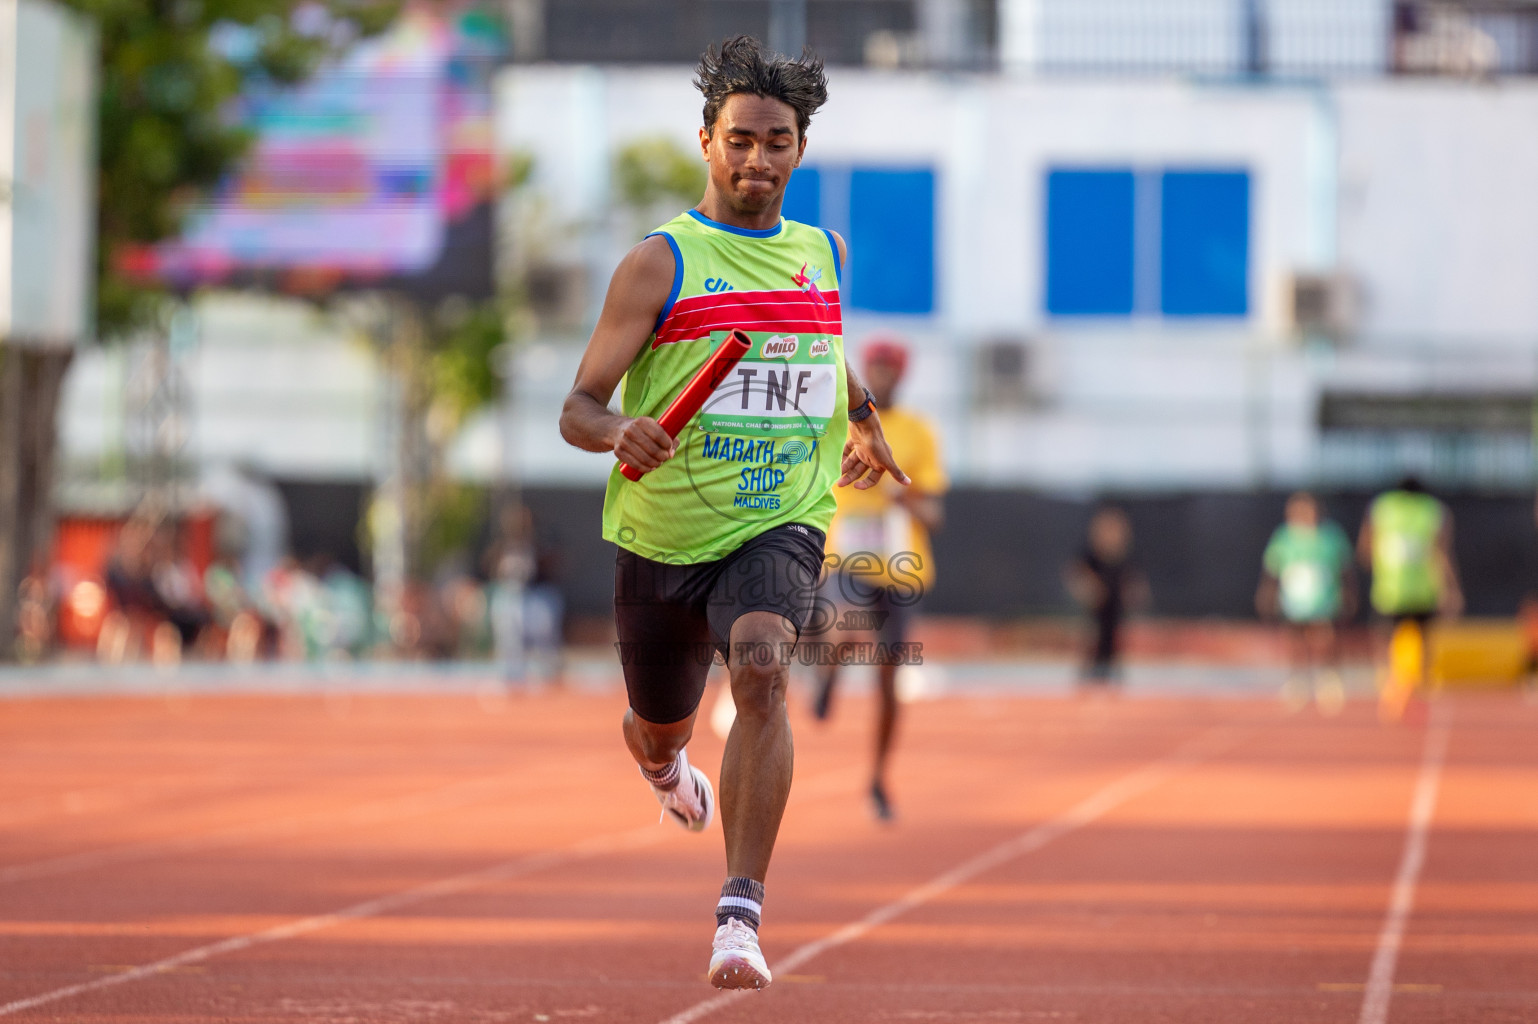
[614,523,826,725]
[817,572,914,648]
[1390,609,1437,630]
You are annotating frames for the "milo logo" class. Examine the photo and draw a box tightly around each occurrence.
[762,335,799,359]
[810,338,830,357]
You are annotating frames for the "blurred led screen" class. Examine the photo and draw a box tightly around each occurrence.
[136,6,499,291]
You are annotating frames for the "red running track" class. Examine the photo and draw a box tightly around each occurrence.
[1,683,1536,1023]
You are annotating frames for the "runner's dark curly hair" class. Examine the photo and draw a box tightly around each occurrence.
[695,35,828,141]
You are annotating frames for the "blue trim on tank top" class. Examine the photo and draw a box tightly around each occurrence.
[686,208,783,238]
[645,231,684,334]
[822,228,841,280]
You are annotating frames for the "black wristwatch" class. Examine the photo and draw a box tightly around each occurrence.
[848,387,876,422]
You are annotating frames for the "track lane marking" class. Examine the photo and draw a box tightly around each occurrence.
[0,822,674,1018]
[1358,708,1451,1024]
[657,724,1244,1024]
[0,767,861,1017]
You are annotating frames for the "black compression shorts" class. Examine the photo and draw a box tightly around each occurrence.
[614,523,826,725]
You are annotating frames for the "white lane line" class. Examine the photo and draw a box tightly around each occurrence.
[1358,709,1451,1024]
[0,823,670,1018]
[2,761,866,887]
[0,766,861,1018]
[657,726,1241,1024]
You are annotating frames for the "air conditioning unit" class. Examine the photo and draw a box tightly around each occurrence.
[1288,272,1359,342]
[974,338,1043,408]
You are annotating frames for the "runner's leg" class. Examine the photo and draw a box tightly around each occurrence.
[614,551,715,823]
[870,588,907,819]
[624,708,698,773]
[721,609,797,881]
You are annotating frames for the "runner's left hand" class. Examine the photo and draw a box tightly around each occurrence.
[838,415,910,489]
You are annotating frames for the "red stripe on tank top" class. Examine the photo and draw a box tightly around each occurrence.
[654,288,841,348]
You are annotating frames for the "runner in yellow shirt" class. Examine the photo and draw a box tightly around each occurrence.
[813,338,946,820]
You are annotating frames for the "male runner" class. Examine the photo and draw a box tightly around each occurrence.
[558,36,905,990]
[1358,476,1463,720]
[1256,492,1355,715]
[813,337,946,821]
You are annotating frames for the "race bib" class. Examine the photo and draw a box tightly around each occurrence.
[1380,535,1429,569]
[1280,563,1328,619]
[696,335,838,437]
[832,507,911,561]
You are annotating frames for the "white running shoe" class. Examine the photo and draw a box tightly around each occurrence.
[709,917,772,990]
[649,749,714,832]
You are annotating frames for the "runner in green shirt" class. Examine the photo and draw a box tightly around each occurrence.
[1256,492,1356,715]
[1357,476,1463,720]
[558,36,905,991]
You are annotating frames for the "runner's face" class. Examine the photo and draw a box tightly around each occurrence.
[701,94,805,216]
[1287,495,1318,529]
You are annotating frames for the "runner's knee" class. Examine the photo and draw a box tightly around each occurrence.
[729,658,787,720]
[626,708,693,763]
[726,612,796,719]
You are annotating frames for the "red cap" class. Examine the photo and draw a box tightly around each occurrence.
[862,337,909,375]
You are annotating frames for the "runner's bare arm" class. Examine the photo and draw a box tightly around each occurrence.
[827,231,909,490]
[1437,514,1464,616]
[559,236,678,472]
[1255,573,1279,619]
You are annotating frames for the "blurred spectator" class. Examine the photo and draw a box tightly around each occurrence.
[100,517,166,663]
[1065,506,1148,686]
[1256,492,1356,715]
[262,555,324,660]
[440,566,495,659]
[15,558,57,664]
[312,554,373,658]
[1358,475,1463,719]
[203,548,272,662]
[202,461,289,591]
[148,522,214,660]
[486,502,564,681]
[1527,494,1538,684]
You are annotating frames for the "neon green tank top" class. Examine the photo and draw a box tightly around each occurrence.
[1368,490,1445,614]
[601,209,847,563]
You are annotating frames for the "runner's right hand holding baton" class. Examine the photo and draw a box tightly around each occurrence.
[616,329,753,481]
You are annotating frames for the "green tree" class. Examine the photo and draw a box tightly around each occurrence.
[66,0,399,337]
[0,0,398,659]
[613,136,707,236]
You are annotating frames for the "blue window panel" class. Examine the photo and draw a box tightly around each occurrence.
[847,167,934,314]
[1160,170,1249,316]
[780,166,821,226]
[1045,169,1135,316]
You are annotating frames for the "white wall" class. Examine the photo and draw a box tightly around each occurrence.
[59,295,382,483]
[1337,80,1538,345]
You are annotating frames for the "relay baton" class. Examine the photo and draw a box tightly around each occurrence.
[619,329,753,481]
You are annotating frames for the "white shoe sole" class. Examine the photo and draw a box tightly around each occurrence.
[710,956,770,990]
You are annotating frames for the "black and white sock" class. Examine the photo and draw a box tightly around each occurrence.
[716,876,764,932]
[641,755,680,791]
